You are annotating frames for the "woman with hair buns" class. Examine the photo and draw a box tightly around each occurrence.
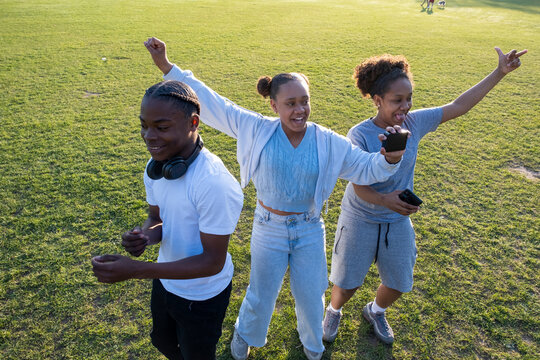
[322,47,527,345]
[144,37,407,360]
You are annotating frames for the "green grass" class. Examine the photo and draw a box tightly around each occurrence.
[0,0,538,359]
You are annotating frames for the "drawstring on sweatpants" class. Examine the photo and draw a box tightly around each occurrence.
[374,223,390,263]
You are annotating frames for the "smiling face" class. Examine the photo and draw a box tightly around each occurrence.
[270,79,311,139]
[139,97,198,162]
[373,77,413,128]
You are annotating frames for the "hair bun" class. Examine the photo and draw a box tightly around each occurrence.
[257,76,272,98]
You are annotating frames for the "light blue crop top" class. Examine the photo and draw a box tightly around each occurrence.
[252,123,319,212]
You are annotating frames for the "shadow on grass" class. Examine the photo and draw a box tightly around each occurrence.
[452,0,539,14]
[418,0,538,14]
[356,321,394,360]
[323,317,394,359]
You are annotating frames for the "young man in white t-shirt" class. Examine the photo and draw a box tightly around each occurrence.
[92,80,244,360]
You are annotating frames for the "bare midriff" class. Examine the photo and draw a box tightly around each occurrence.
[258,200,303,216]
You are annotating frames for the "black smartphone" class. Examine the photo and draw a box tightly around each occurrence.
[381,130,409,152]
[399,189,423,206]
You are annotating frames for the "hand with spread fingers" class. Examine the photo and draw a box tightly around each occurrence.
[495,47,527,75]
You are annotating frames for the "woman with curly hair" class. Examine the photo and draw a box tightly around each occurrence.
[322,47,527,345]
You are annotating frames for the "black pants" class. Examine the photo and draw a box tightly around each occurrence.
[150,279,232,360]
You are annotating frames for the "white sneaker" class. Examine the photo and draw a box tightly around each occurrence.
[230,328,250,360]
[322,307,342,342]
[303,346,323,360]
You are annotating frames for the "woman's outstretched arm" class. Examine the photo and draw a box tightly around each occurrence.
[144,37,265,140]
[440,47,527,123]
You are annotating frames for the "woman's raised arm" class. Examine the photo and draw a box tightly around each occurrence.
[144,37,265,139]
[440,47,527,123]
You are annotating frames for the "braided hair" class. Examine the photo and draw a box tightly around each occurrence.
[144,80,201,116]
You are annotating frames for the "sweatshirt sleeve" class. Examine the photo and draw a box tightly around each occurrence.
[338,135,400,185]
[164,65,264,140]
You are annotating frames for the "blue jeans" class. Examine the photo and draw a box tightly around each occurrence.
[235,202,327,353]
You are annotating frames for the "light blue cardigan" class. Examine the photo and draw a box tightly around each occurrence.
[164,65,400,216]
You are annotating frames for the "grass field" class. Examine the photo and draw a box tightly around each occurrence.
[0,0,538,359]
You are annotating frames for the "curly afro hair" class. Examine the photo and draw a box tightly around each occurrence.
[353,54,413,98]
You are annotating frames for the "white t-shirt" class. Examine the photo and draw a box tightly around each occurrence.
[144,148,244,301]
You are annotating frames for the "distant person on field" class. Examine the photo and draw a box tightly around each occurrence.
[322,47,527,345]
[145,37,406,360]
[427,0,435,10]
[91,80,244,360]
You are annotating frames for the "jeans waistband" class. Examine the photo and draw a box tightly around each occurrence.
[255,201,319,223]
